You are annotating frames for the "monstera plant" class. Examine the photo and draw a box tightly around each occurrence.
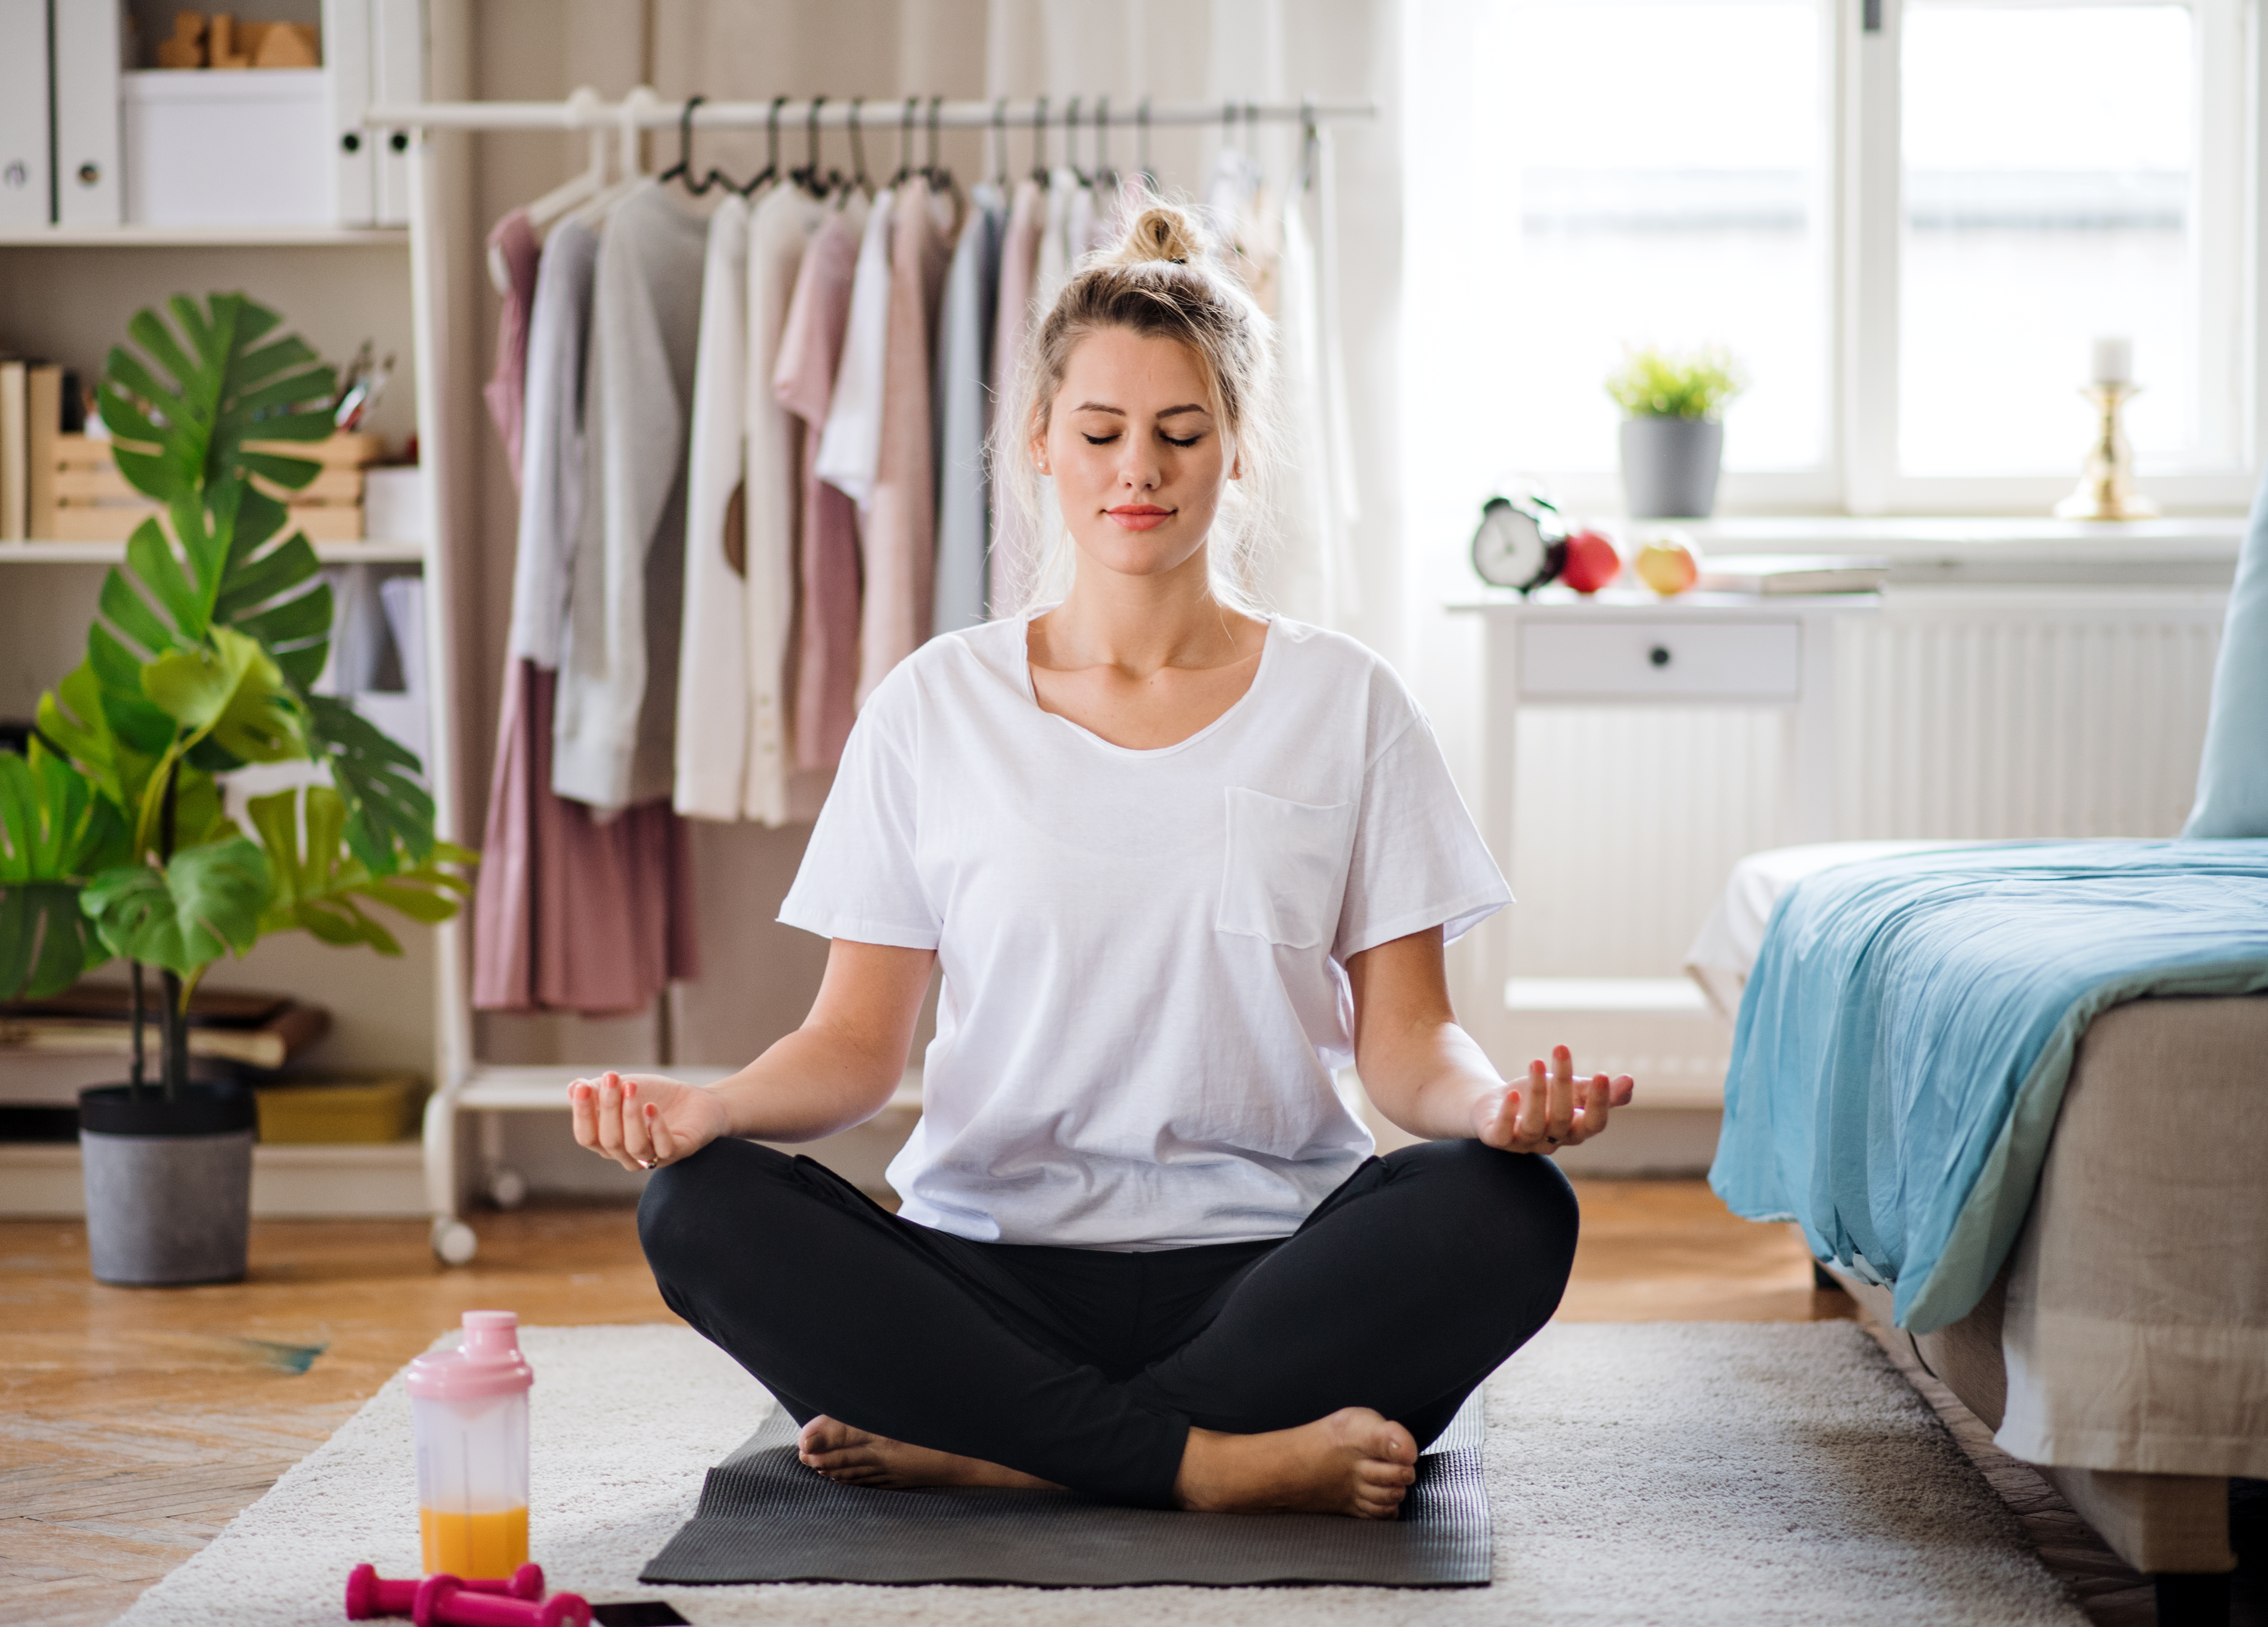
[0,295,468,1282]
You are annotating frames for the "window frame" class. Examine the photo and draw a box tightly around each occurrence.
[1524,0,2268,516]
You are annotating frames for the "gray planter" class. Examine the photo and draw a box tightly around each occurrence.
[79,1084,256,1286]
[1619,416,1725,519]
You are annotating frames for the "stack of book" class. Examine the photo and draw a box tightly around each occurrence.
[0,985,330,1069]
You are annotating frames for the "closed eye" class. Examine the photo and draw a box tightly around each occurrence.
[1082,433,1120,446]
[1162,433,1202,448]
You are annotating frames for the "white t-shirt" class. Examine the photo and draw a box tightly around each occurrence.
[777,613,1512,1250]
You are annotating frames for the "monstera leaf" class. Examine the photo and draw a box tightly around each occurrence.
[142,626,307,766]
[305,695,435,876]
[247,785,468,955]
[81,836,271,979]
[0,746,129,1000]
[96,294,337,689]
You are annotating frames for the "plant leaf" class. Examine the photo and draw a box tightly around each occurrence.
[0,883,111,1000]
[305,694,435,876]
[0,747,129,882]
[81,837,271,976]
[141,625,307,764]
[247,785,466,955]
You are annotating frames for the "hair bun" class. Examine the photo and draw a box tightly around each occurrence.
[1116,204,1206,268]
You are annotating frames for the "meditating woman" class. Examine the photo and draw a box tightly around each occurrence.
[569,203,1634,1520]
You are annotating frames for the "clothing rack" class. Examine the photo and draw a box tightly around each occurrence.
[362,92,1378,135]
[368,90,1370,1265]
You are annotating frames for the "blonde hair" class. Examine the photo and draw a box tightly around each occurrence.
[994,201,1285,615]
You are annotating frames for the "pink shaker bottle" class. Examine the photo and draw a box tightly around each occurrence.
[407,1310,534,1577]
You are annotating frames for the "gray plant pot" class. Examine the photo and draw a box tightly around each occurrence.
[78,1084,256,1286]
[1619,416,1725,519]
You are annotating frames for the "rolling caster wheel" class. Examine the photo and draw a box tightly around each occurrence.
[487,1165,528,1211]
[430,1218,478,1265]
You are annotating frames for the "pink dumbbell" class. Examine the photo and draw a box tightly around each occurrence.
[412,1574,590,1627]
[344,1563,545,1620]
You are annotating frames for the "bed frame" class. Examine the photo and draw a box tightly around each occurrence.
[1823,993,2268,1627]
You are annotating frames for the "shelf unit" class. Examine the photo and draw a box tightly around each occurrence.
[0,227,409,249]
[0,540,426,564]
[0,13,465,1232]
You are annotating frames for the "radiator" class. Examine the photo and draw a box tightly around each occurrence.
[1505,590,2226,979]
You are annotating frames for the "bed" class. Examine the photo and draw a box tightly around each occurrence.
[1691,839,2268,1625]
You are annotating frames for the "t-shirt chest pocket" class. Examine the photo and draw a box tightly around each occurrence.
[1216,787,1358,951]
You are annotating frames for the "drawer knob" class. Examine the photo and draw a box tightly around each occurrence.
[1648,645,1672,668]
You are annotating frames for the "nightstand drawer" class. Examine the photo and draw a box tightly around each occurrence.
[1518,620,1801,700]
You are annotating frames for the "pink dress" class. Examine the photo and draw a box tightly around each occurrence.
[774,195,868,771]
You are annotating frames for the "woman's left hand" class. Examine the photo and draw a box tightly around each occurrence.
[1472,1044,1635,1154]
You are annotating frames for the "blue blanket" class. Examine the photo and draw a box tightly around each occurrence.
[1710,840,2268,1332]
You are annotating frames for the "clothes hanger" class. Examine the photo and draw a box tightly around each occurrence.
[890,95,918,187]
[1136,95,1154,190]
[500,85,609,289]
[735,95,787,198]
[848,97,871,193]
[1092,95,1118,193]
[990,97,1009,190]
[1063,96,1090,187]
[923,96,951,193]
[568,84,657,224]
[1029,96,1049,187]
[657,94,715,195]
[791,95,829,198]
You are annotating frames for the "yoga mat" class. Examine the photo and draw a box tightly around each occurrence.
[640,1396,1491,1589]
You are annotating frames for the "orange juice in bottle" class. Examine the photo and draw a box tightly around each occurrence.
[408,1311,533,1577]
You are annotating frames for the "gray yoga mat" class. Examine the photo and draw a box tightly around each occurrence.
[641,1395,1491,1589]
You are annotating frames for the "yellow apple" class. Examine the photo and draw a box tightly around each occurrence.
[1634,536,1700,596]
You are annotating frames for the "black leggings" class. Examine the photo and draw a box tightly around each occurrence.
[638,1137,1578,1509]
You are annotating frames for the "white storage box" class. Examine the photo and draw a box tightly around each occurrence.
[123,69,335,226]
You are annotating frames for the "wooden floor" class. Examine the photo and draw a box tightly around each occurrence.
[0,1180,2200,1626]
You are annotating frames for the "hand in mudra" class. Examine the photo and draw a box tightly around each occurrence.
[1473,1044,1633,1155]
[568,1070,729,1172]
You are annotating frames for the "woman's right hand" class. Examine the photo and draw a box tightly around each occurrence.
[567,1070,730,1172]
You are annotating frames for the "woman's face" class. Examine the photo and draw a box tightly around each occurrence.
[1035,327,1238,587]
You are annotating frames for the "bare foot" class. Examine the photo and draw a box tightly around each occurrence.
[796,1415,1063,1492]
[1173,1407,1418,1519]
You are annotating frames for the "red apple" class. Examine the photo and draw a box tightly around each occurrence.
[1560,529,1621,594]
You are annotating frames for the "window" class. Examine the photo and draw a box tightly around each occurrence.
[1455,0,2261,513]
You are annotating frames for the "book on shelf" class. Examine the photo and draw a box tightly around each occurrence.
[1697,554,1890,596]
[0,991,330,1072]
[0,357,63,540]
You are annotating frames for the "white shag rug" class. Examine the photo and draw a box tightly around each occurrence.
[116,1321,2084,1627]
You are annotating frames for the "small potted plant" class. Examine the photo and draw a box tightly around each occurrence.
[1605,345,1747,519]
[0,293,469,1286]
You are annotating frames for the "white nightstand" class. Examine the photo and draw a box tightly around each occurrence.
[1447,587,1879,1074]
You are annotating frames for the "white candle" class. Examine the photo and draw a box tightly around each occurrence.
[2091,335,2133,387]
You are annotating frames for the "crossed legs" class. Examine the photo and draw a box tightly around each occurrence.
[638,1136,1577,1514]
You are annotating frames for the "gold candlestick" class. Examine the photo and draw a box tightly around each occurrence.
[2053,382,2158,520]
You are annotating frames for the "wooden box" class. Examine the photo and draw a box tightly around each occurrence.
[41,432,381,543]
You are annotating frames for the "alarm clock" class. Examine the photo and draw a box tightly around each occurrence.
[1471,494,1568,593]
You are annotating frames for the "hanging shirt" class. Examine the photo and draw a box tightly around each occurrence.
[814,187,894,509]
[554,180,709,813]
[673,185,826,825]
[476,209,699,1014]
[932,182,1004,635]
[855,177,955,705]
[1032,168,1075,311]
[505,217,598,669]
[779,613,1511,1250]
[481,209,540,491]
[672,193,754,821]
[985,177,1046,615]
[776,192,870,771]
